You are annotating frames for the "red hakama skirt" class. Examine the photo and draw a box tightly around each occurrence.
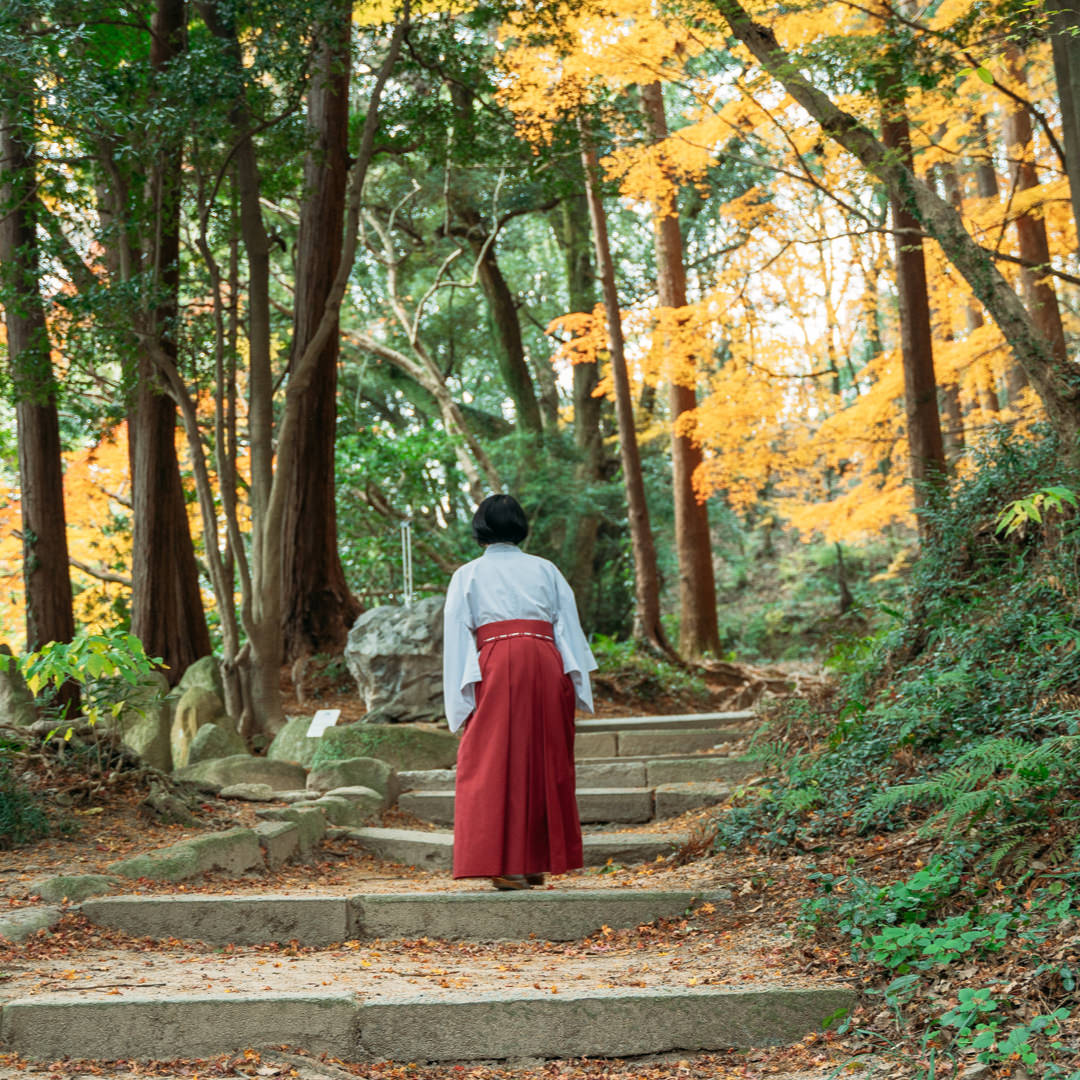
[452,619,583,879]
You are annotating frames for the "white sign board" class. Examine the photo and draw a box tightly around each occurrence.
[306,709,341,738]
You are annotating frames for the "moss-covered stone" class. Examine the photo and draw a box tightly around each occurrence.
[171,687,228,769]
[29,873,119,904]
[177,655,225,700]
[185,827,262,874]
[265,714,327,768]
[174,754,306,792]
[309,793,380,827]
[309,724,458,772]
[109,845,201,882]
[306,756,399,805]
[257,805,325,853]
[186,720,247,765]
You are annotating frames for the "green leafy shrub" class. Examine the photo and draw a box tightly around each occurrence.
[714,426,1080,867]
[590,633,709,704]
[0,757,49,849]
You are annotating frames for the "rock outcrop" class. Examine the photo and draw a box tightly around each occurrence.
[344,597,445,724]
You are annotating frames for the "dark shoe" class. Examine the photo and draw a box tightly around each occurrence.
[491,875,530,891]
[524,873,546,886]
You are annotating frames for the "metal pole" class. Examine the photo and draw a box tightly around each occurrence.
[401,519,414,606]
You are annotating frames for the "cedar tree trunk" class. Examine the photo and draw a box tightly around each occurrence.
[580,128,671,655]
[1047,0,1080,252]
[640,81,719,658]
[551,192,605,623]
[281,0,361,663]
[1002,45,1068,402]
[880,73,947,512]
[130,0,212,683]
[0,101,76,653]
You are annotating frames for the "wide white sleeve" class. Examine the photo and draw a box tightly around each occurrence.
[442,571,482,733]
[551,567,598,713]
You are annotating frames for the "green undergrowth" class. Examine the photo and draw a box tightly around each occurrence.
[712,427,1080,1077]
[590,634,711,708]
[0,753,50,850]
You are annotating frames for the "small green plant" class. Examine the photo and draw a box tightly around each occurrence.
[16,629,164,734]
[0,758,50,849]
[995,485,1077,537]
[590,634,709,701]
[5,631,166,779]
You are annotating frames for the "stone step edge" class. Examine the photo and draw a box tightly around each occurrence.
[346,826,689,871]
[399,784,732,826]
[1,805,344,944]
[76,888,731,946]
[0,985,856,1062]
[575,710,755,732]
[402,784,731,797]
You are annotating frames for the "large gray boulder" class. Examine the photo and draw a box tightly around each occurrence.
[171,687,229,769]
[0,645,36,728]
[306,756,399,805]
[174,755,307,792]
[112,671,172,772]
[177,655,225,700]
[186,720,247,766]
[266,714,328,768]
[345,596,445,724]
[309,723,458,772]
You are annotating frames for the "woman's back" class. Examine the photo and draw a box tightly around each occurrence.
[450,542,562,628]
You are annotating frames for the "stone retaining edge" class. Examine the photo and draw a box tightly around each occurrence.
[0,985,855,1062]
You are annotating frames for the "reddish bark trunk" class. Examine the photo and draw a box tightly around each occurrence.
[280,0,361,662]
[0,102,76,653]
[1003,46,1068,401]
[1047,0,1080,250]
[641,81,719,659]
[580,128,670,655]
[551,193,605,624]
[880,81,947,513]
[130,0,212,682]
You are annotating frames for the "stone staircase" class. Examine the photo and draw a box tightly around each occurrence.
[395,711,759,827]
[0,709,854,1065]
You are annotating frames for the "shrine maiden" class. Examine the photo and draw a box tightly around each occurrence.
[443,494,597,890]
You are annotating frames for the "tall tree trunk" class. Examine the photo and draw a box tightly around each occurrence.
[195,0,287,736]
[712,0,1080,460]
[579,127,670,655]
[640,81,719,658]
[972,114,1001,202]
[933,161,967,463]
[0,101,76,655]
[1002,45,1068,401]
[1046,0,1080,251]
[879,71,947,515]
[130,0,212,685]
[280,0,361,664]
[944,149,1003,415]
[550,192,605,624]
[461,218,544,437]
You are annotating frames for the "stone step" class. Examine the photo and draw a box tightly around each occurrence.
[575,728,746,759]
[399,756,758,793]
[576,711,755,734]
[79,888,723,946]
[0,985,855,1062]
[346,827,686,870]
[399,783,731,826]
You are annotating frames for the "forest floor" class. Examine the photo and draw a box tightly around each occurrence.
[0,675,903,1080]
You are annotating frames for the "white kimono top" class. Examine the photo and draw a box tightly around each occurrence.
[442,542,598,733]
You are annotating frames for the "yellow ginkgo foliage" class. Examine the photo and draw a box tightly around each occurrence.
[506,0,1068,545]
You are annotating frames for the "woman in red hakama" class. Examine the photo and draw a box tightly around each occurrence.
[443,495,597,890]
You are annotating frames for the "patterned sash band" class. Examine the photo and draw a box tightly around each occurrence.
[476,619,556,648]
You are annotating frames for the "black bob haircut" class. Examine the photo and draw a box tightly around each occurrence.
[472,493,529,546]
